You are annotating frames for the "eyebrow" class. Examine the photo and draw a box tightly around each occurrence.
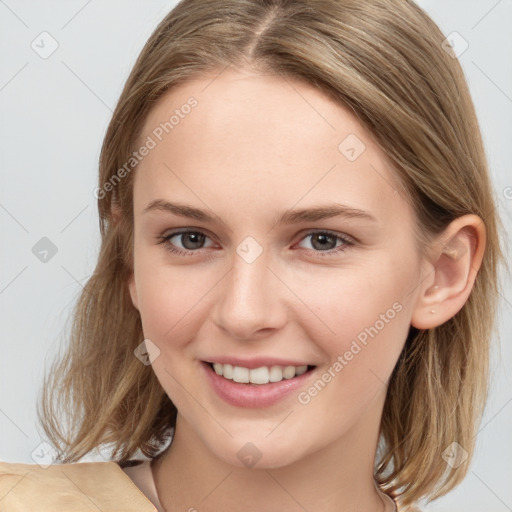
[143,199,377,225]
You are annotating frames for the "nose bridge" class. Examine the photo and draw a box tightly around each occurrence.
[213,243,286,338]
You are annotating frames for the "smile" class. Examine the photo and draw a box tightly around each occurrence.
[201,361,317,408]
[209,362,312,384]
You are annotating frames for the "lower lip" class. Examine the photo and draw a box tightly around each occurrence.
[201,361,316,408]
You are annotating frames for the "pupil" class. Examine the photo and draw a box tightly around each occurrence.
[182,233,205,249]
[312,233,335,250]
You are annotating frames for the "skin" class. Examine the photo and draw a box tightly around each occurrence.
[127,67,485,512]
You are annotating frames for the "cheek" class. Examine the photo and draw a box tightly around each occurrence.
[133,258,213,347]
[296,272,411,431]
[297,255,416,364]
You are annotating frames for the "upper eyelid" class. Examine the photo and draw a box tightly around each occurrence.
[162,227,218,244]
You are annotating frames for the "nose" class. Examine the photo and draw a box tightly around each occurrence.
[212,249,288,341]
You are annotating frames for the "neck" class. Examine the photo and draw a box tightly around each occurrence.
[153,393,391,512]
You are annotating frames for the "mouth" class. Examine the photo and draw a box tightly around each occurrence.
[204,361,317,385]
[201,360,318,408]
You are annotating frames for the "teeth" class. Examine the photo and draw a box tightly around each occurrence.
[295,365,308,376]
[283,366,296,379]
[232,366,249,383]
[249,366,270,384]
[211,363,309,384]
[269,366,283,382]
[223,364,233,379]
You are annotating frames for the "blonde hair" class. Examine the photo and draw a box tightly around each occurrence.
[38,0,506,506]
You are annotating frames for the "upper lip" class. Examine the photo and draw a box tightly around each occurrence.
[203,357,315,369]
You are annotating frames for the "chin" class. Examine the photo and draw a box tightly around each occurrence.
[206,433,309,470]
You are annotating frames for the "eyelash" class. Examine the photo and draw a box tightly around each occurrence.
[156,229,355,258]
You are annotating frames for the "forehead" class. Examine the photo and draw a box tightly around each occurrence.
[133,68,409,226]
[140,68,376,162]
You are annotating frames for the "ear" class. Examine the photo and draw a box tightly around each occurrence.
[411,214,486,329]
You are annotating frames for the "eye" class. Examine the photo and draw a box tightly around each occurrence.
[157,229,215,256]
[295,230,354,255]
[157,228,355,258]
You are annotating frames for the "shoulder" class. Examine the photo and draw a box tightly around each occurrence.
[0,460,157,511]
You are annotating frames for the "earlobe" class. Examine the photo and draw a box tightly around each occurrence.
[411,214,486,330]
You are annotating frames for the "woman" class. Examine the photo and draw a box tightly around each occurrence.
[0,1,504,511]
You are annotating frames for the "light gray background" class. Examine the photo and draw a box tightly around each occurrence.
[0,1,511,511]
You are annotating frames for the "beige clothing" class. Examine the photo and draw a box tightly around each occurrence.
[0,460,157,511]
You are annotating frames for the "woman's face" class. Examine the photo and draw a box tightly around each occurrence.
[128,68,427,468]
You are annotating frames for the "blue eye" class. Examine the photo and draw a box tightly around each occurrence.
[157,229,354,257]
